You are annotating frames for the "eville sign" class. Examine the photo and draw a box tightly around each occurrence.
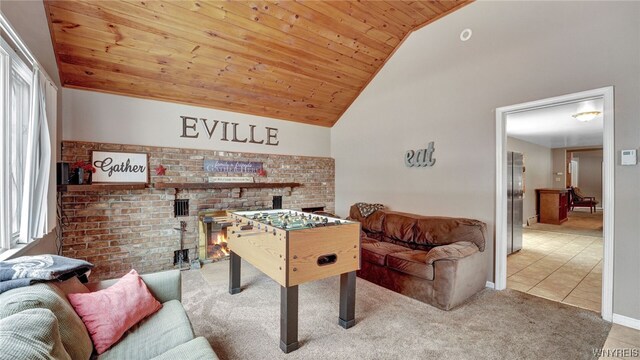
[179,116,279,146]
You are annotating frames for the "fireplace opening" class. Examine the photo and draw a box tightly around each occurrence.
[272,196,283,210]
[302,206,325,213]
[198,210,231,262]
[173,249,189,265]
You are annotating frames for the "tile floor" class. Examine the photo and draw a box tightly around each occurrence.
[507,229,602,312]
[507,220,639,357]
[599,324,640,359]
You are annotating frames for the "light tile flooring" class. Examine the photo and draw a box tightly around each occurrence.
[507,229,602,312]
[600,324,640,359]
[507,229,640,357]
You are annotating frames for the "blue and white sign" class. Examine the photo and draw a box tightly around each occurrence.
[204,160,263,174]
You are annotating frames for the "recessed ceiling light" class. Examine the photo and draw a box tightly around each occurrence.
[572,111,601,122]
[460,28,472,42]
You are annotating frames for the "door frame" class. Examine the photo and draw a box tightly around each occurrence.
[494,86,614,321]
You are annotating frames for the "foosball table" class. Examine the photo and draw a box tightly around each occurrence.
[222,209,361,353]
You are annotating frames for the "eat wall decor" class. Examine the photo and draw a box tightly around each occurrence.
[179,116,279,146]
[405,142,436,167]
[92,151,149,183]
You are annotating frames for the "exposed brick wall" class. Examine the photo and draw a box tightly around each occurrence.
[61,141,334,281]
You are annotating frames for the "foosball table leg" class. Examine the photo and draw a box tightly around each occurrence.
[280,285,299,353]
[339,271,356,329]
[229,251,241,295]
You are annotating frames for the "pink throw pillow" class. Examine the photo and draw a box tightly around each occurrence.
[68,269,162,354]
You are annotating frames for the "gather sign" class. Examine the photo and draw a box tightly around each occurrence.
[92,151,149,183]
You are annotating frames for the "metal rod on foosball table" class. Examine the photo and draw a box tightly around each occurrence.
[233,230,270,238]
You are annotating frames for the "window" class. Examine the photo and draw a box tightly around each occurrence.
[9,62,32,245]
[0,15,56,255]
[0,37,33,251]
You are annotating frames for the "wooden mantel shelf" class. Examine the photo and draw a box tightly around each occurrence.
[57,183,147,192]
[154,182,301,190]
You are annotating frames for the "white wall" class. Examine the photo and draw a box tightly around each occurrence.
[507,137,552,224]
[332,1,640,320]
[551,148,567,187]
[573,150,603,205]
[63,88,331,157]
[0,3,59,87]
[1,0,62,156]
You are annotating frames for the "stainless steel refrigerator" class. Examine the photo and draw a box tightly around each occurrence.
[507,151,523,255]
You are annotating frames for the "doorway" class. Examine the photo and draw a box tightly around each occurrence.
[495,87,614,321]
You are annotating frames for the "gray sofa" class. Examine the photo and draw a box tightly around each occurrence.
[0,270,217,360]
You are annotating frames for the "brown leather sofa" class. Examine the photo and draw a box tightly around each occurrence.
[349,205,488,310]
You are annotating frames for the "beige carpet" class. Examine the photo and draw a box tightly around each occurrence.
[181,260,610,360]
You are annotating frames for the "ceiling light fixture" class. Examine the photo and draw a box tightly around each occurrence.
[572,111,601,122]
[460,28,472,42]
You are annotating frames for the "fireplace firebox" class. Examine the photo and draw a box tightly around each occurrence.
[197,210,231,262]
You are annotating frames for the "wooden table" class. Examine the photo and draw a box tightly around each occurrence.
[226,210,361,353]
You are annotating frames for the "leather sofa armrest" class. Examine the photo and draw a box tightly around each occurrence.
[424,242,479,265]
[86,270,182,303]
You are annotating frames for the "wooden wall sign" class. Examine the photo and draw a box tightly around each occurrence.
[92,151,149,183]
[405,142,436,167]
[204,160,263,174]
[179,116,279,146]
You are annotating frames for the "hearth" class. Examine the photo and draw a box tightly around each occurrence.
[197,210,231,262]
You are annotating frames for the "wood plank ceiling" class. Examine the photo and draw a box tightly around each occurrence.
[45,1,470,126]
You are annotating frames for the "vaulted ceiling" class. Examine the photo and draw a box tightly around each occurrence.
[45,0,470,126]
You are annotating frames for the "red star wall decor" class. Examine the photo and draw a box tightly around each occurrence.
[155,164,167,176]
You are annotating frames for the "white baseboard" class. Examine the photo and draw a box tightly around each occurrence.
[486,281,495,289]
[612,313,640,330]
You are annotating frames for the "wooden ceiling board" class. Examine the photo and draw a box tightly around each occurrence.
[45,0,471,126]
[54,0,370,88]
[211,1,394,60]
[48,0,362,100]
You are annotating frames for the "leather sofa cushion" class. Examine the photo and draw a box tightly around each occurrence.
[349,205,386,234]
[423,241,479,265]
[361,238,409,266]
[360,211,386,234]
[351,206,487,252]
[414,217,486,252]
[382,213,416,244]
[387,250,434,281]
